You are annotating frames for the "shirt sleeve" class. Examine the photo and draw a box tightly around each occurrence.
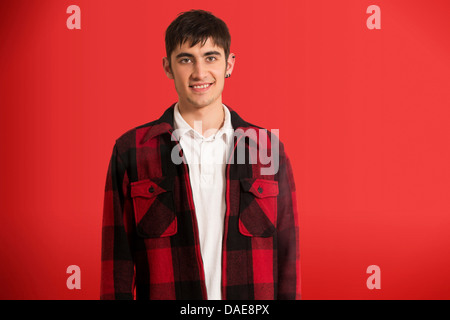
[276,142,301,299]
[100,142,135,300]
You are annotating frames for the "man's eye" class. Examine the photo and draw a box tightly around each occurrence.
[180,58,191,63]
[206,56,217,62]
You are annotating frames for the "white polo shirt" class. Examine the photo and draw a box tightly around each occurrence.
[172,103,234,300]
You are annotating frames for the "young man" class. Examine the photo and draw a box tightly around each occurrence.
[101,9,300,300]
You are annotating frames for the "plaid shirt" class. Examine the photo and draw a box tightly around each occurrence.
[101,104,300,300]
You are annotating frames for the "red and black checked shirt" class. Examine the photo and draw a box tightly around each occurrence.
[101,104,301,300]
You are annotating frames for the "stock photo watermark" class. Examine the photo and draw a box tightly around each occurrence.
[366,265,381,290]
[66,265,81,290]
[66,4,381,31]
[170,121,280,176]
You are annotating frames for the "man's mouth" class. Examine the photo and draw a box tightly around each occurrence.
[189,82,214,91]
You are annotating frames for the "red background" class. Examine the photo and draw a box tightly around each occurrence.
[1,0,449,300]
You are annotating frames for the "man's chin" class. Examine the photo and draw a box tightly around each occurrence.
[186,97,218,109]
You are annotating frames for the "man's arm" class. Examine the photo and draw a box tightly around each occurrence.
[276,142,301,299]
[100,143,135,299]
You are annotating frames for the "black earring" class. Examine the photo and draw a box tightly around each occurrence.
[225,74,231,78]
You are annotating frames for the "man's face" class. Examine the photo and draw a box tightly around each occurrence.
[163,37,234,110]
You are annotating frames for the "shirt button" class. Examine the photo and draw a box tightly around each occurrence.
[148,186,155,193]
[257,186,263,194]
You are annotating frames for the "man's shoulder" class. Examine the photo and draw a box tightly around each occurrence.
[226,105,274,134]
[114,120,153,143]
[113,104,176,150]
[227,109,283,146]
[226,106,287,155]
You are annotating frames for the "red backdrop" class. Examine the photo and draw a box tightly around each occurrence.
[0,0,449,300]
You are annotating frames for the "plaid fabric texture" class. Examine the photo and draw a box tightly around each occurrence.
[101,104,301,300]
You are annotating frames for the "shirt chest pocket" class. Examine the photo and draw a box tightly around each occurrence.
[130,177,177,238]
[239,178,279,237]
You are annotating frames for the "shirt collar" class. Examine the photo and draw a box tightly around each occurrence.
[173,102,234,143]
[140,103,259,145]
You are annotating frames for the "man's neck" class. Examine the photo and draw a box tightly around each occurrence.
[177,100,225,137]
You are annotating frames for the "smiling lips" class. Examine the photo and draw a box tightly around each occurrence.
[189,82,214,92]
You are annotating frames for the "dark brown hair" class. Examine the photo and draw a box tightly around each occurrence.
[165,10,231,66]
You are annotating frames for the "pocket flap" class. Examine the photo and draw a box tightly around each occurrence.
[130,177,176,238]
[239,178,278,237]
[131,177,173,199]
[240,178,279,198]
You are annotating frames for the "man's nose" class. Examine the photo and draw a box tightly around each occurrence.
[191,61,208,79]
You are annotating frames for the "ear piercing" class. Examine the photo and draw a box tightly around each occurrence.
[226,55,235,78]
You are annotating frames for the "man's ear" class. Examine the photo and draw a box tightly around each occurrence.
[225,52,236,77]
[163,57,174,80]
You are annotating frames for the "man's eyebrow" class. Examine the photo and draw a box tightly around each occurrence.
[175,51,222,59]
[175,52,194,59]
[203,51,222,56]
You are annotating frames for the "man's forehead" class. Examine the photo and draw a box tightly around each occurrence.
[173,37,224,55]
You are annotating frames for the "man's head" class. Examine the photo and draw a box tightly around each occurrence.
[165,10,231,68]
[163,10,235,110]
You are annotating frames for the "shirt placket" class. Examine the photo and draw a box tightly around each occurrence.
[168,130,208,299]
[200,139,215,185]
